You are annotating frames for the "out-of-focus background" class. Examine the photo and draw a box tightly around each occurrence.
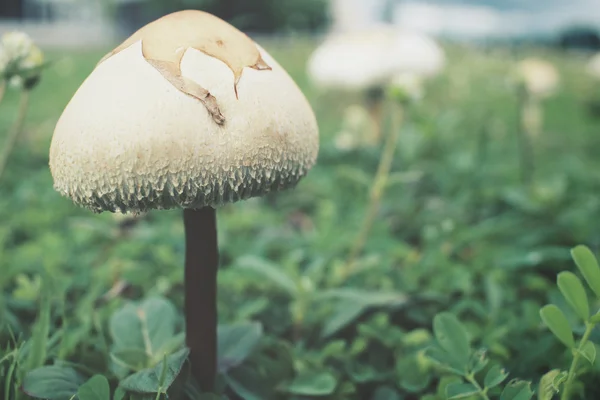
[2,0,600,46]
[3,1,600,400]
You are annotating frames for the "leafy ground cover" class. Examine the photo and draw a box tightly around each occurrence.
[1,38,600,399]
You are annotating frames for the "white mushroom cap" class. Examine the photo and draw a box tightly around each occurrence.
[587,53,600,80]
[515,58,559,98]
[307,27,397,91]
[49,11,319,214]
[307,26,445,91]
[391,31,445,78]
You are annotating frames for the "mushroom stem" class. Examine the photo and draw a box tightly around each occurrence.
[184,207,219,392]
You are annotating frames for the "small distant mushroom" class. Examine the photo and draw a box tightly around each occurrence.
[587,53,600,80]
[516,58,559,100]
[49,10,318,392]
[307,26,444,143]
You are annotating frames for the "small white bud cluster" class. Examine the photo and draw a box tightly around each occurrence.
[0,31,44,89]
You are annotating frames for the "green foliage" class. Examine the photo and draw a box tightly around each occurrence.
[78,375,111,400]
[427,245,600,400]
[538,245,600,400]
[22,365,85,399]
[3,40,600,399]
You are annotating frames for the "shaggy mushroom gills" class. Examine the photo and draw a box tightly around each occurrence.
[98,10,272,125]
[49,9,318,393]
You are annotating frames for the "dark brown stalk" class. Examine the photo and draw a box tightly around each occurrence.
[184,207,219,392]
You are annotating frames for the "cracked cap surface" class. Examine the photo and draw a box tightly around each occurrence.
[49,11,319,213]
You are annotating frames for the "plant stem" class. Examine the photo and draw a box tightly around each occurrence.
[465,373,491,400]
[561,322,595,400]
[516,91,537,186]
[0,81,6,104]
[346,101,403,272]
[184,207,219,392]
[366,87,385,144]
[0,90,30,182]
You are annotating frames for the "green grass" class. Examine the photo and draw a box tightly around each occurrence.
[2,38,600,399]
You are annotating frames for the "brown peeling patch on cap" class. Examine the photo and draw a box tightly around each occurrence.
[100,10,271,98]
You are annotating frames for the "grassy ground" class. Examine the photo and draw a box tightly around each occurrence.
[2,38,600,399]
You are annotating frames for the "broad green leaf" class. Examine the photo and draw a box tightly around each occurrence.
[372,386,402,400]
[433,313,471,368]
[321,301,367,338]
[396,355,432,392]
[539,305,574,348]
[445,382,479,399]
[25,294,51,371]
[501,380,534,400]
[236,256,298,296]
[217,322,263,373]
[317,288,408,306]
[484,365,509,389]
[348,360,386,384]
[571,245,600,298]
[120,348,189,394]
[557,272,589,321]
[22,366,85,400]
[110,348,150,371]
[538,370,562,400]
[425,346,467,375]
[114,387,127,400]
[551,371,568,389]
[590,313,600,324]
[580,341,596,365]
[78,375,110,400]
[318,289,408,337]
[468,349,489,374]
[109,297,177,357]
[282,371,337,396]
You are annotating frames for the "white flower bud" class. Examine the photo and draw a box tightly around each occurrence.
[1,31,34,63]
[8,75,23,89]
[19,45,44,71]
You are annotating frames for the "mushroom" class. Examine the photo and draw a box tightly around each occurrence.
[515,58,559,100]
[307,26,444,143]
[49,10,319,392]
[587,53,600,80]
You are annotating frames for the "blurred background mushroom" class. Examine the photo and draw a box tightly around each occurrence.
[307,26,445,145]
